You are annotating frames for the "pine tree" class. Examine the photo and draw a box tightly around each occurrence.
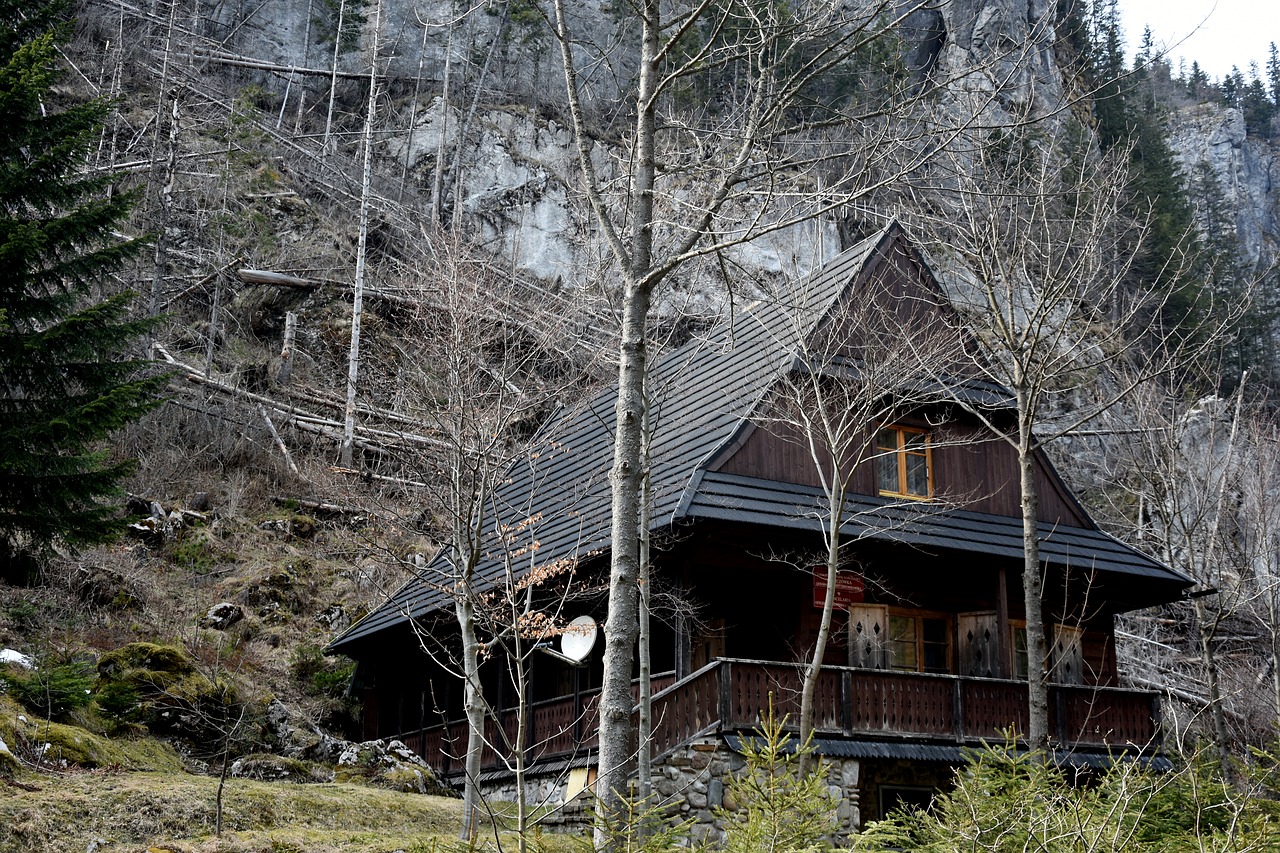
[1268,43,1279,105]
[0,1,164,559]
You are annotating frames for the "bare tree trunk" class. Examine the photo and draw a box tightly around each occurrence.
[593,1,660,832]
[449,8,507,231]
[324,0,347,156]
[431,12,455,221]
[402,19,430,198]
[1017,398,1051,755]
[798,503,840,775]
[510,625,530,853]
[294,0,315,133]
[340,0,381,468]
[1195,598,1232,778]
[149,90,180,336]
[636,388,653,804]
[456,589,485,841]
[1268,590,1280,728]
[203,268,221,378]
[1197,380,1246,779]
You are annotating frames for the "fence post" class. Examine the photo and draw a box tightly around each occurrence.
[718,660,733,729]
[1053,687,1068,746]
[953,678,964,742]
[841,670,853,734]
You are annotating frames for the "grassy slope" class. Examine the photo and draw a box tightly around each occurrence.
[0,771,485,853]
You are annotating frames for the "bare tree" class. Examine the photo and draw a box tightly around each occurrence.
[377,229,595,840]
[898,125,1212,754]
[1103,378,1280,771]
[340,0,383,468]
[544,0,1040,831]
[756,255,961,767]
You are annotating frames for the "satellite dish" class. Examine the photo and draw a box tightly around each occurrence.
[560,615,598,663]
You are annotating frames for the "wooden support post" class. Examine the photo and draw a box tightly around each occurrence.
[1150,692,1163,753]
[1053,687,1067,746]
[952,679,964,742]
[840,669,853,734]
[997,565,1012,678]
[717,660,733,729]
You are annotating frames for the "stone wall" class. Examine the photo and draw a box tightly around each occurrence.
[477,736,870,844]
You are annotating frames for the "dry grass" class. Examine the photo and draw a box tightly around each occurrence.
[0,770,448,852]
[0,769,591,853]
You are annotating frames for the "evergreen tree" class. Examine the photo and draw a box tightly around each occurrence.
[1268,42,1279,105]
[0,1,164,559]
[1187,61,1210,98]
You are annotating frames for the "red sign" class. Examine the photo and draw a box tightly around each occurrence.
[813,568,865,608]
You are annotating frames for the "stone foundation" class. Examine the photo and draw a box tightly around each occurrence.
[475,736,872,843]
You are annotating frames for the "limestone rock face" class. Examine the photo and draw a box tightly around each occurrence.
[933,0,1065,109]
[1167,104,1280,271]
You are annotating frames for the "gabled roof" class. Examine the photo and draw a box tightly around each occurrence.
[329,224,1189,654]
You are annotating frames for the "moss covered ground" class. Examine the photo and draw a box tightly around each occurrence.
[1,769,584,853]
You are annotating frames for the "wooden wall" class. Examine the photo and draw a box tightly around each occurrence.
[716,416,1088,527]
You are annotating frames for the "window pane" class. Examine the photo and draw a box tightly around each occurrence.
[888,615,917,670]
[878,454,899,493]
[905,452,929,496]
[1012,627,1028,680]
[875,428,898,452]
[921,618,948,672]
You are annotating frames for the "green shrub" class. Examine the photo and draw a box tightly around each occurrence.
[290,644,354,698]
[718,702,837,853]
[95,642,252,746]
[0,658,94,720]
[94,679,141,723]
[852,744,1280,852]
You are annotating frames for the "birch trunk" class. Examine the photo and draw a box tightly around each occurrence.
[636,388,653,805]
[340,0,381,468]
[1017,393,1051,754]
[323,0,346,156]
[456,589,485,841]
[593,0,660,841]
[798,498,841,775]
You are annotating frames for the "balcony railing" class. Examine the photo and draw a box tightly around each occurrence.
[396,658,1161,776]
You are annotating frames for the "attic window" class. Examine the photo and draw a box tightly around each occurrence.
[876,425,932,499]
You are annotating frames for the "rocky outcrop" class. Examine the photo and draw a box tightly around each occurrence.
[1168,104,1280,270]
[260,699,452,794]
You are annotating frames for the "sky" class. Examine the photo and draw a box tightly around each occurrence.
[1119,0,1279,81]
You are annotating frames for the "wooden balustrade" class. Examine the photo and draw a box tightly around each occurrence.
[395,660,1159,775]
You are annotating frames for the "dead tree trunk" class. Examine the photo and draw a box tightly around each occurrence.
[340,0,381,468]
[323,0,347,156]
[277,312,297,385]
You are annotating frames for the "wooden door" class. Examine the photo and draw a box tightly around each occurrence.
[1051,624,1085,685]
[958,611,999,678]
[848,604,888,668]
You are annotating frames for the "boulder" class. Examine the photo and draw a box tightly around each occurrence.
[200,602,244,631]
[229,752,330,782]
[335,737,453,796]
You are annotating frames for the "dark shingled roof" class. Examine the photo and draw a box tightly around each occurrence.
[329,224,1188,654]
[687,471,1184,590]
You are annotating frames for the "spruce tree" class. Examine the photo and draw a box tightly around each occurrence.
[0,1,164,558]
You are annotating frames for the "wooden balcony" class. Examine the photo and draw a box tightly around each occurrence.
[396,659,1161,776]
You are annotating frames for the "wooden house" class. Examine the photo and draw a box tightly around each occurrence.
[327,224,1191,828]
